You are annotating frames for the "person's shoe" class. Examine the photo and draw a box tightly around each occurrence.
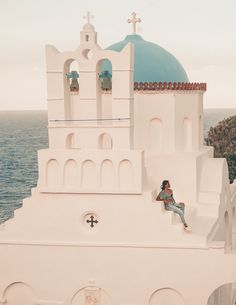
[184,225,191,232]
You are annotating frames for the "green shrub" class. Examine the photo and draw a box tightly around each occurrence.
[205,115,236,183]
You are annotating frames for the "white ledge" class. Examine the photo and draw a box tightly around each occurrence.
[0,239,223,250]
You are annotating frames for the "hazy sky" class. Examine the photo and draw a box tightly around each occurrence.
[0,0,236,110]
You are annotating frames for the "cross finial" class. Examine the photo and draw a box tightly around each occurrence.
[83,11,94,24]
[127,12,141,34]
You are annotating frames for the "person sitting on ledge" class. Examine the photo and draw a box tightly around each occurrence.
[156,180,191,232]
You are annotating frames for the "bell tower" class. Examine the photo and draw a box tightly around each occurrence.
[40,14,144,194]
[80,12,97,44]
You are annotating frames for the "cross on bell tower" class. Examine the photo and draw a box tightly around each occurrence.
[127,12,141,34]
[80,11,97,44]
[83,11,94,24]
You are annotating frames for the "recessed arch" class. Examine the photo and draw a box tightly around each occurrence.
[98,133,113,149]
[149,288,184,305]
[66,133,76,149]
[63,159,79,188]
[81,160,98,189]
[3,282,35,305]
[119,159,134,190]
[101,159,115,189]
[71,286,112,305]
[46,159,61,187]
[148,118,163,152]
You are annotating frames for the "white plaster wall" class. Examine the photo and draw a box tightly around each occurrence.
[37,149,144,194]
[70,94,112,121]
[145,152,198,203]
[48,125,132,150]
[175,93,204,152]
[133,92,204,154]
[133,93,175,153]
[0,188,209,245]
[2,20,236,305]
[0,244,236,305]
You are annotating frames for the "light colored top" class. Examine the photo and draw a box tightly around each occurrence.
[158,190,176,204]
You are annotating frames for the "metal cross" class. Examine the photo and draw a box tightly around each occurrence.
[83,11,94,24]
[127,12,141,34]
[86,215,98,228]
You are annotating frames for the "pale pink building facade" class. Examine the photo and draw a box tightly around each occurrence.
[0,14,236,305]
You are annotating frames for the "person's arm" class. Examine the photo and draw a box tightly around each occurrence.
[156,192,168,204]
[170,189,175,202]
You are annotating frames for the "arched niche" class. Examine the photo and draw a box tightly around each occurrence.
[64,58,79,120]
[119,159,134,190]
[96,59,112,121]
[81,160,98,189]
[208,283,236,305]
[98,133,113,150]
[63,159,79,188]
[149,288,184,305]
[148,118,163,152]
[46,159,61,187]
[66,133,76,149]
[71,286,112,305]
[101,159,115,189]
[224,211,232,252]
[3,282,35,305]
[183,117,192,152]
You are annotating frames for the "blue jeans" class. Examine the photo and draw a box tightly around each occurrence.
[165,202,187,226]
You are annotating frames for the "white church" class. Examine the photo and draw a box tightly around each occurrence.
[0,12,236,305]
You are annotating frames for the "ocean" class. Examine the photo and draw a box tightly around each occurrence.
[0,109,236,224]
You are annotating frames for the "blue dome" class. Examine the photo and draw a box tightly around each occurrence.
[103,34,189,83]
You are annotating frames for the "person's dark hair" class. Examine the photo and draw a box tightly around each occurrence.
[161,180,169,190]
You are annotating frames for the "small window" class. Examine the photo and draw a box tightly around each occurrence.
[85,34,89,42]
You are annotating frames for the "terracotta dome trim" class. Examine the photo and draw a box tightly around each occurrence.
[134,82,207,91]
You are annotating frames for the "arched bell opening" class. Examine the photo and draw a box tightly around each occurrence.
[96,59,113,122]
[64,59,80,120]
